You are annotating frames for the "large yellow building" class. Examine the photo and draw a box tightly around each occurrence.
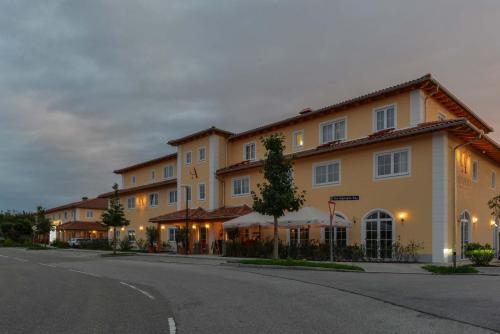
[101,74,499,262]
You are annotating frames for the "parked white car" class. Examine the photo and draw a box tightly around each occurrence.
[68,238,90,247]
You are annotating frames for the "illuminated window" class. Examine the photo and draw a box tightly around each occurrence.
[292,130,304,150]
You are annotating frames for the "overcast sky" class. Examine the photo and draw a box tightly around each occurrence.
[1,0,499,211]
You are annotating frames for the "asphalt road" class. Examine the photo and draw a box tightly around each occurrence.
[0,248,498,334]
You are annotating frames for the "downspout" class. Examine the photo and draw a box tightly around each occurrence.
[452,131,483,268]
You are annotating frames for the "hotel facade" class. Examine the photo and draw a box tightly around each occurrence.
[93,74,499,263]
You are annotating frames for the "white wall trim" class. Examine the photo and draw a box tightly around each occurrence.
[176,146,182,211]
[410,89,425,126]
[209,135,219,210]
[432,132,449,263]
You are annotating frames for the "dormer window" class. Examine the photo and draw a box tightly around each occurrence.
[320,118,346,144]
[374,105,396,131]
[244,142,256,161]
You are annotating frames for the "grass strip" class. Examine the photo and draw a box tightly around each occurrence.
[422,265,478,274]
[238,258,364,271]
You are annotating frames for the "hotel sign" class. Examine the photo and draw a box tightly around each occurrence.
[330,195,360,201]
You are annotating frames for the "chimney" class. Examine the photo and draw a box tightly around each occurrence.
[82,197,88,201]
[299,107,313,115]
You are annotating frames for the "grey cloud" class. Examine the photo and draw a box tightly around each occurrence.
[0,0,499,210]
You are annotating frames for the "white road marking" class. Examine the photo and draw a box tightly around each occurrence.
[38,262,57,268]
[12,257,28,262]
[168,317,176,334]
[119,282,155,300]
[0,254,8,258]
[68,269,100,277]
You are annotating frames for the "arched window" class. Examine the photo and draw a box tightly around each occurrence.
[363,210,394,259]
[459,211,471,259]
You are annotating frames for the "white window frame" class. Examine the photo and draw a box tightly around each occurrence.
[319,117,347,144]
[86,210,93,218]
[292,130,305,151]
[198,146,206,162]
[312,160,341,187]
[127,196,136,209]
[168,190,177,205]
[185,151,192,165]
[163,165,174,179]
[198,183,206,201]
[243,142,256,161]
[168,227,176,242]
[373,104,397,132]
[232,176,251,197]
[492,170,497,189]
[148,192,159,208]
[374,147,411,180]
[472,160,478,182]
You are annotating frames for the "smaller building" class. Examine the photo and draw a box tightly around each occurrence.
[45,197,108,242]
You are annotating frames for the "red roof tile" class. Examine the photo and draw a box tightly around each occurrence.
[149,205,252,223]
[113,153,177,174]
[56,221,108,231]
[46,197,108,214]
[98,179,177,198]
[217,119,500,176]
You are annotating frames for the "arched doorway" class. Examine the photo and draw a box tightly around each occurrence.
[459,211,471,259]
[363,210,394,259]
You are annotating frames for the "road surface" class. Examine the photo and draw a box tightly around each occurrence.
[0,248,498,333]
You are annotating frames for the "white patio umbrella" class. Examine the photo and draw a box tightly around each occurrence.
[223,212,274,229]
[279,206,350,228]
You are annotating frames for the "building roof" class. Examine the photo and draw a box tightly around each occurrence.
[217,118,500,176]
[149,205,252,223]
[56,221,108,231]
[167,126,234,146]
[98,179,177,198]
[228,74,493,141]
[45,197,108,214]
[113,153,177,174]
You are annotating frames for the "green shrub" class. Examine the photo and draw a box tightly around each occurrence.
[119,238,132,251]
[50,240,70,248]
[80,239,112,250]
[466,248,495,266]
[2,238,16,247]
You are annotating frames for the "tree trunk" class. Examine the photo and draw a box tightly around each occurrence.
[113,229,117,255]
[273,216,279,259]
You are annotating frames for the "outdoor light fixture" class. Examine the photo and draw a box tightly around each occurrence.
[398,212,407,223]
[205,224,210,228]
[491,220,498,228]
[472,217,478,224]
[192,225,197,230]
[121,227,125,231]
[109,228,113,232]
[161,225,165,230]
[139,226,144,231]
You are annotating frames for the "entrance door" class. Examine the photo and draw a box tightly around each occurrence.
[460,211,470,259]
[364,210,393,259]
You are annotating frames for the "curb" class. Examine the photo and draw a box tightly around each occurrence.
[221,262,364,272]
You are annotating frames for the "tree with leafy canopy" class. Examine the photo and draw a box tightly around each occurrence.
[252,134,306,259]
[489,195,500,224]
[101,183,129,254]
[34,206,52,246]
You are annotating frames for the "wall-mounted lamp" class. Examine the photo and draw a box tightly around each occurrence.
[192,225,197,230]
[121,227,125,231]
[491,220,498,228]
[352,217,357,225]
[398,212,407,224]
[205,224,210,229]
[161,225,165,230]
[139,226,144,231]
[109,228,114,232]
[472,217,478,224]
